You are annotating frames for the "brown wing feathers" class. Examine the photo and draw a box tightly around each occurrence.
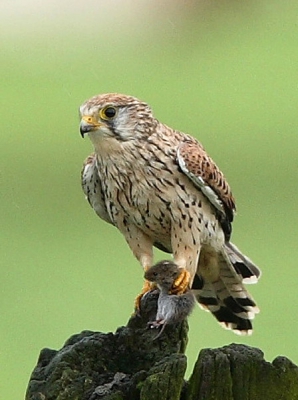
[177,141,236,218]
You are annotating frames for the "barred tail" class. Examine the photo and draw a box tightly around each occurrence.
[191,244,260,335]
[225,241,261,283]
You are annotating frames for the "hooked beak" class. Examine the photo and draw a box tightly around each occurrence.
[80,115,101,138]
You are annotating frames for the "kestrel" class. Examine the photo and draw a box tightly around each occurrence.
[79,93,261,335]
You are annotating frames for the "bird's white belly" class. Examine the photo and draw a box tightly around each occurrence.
[108,182,172,242]
[98,159,224,252]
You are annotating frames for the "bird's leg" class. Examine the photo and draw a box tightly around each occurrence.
[134,252,157,311]
[134,266,156,311]
[134,282,156,312]
[120,226,155,311]
[170,227,200,294]
[170,268,191,294]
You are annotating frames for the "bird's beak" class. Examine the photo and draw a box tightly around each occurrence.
[80,115,101,138]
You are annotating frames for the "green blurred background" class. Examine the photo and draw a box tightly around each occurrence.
[1,1,298,398]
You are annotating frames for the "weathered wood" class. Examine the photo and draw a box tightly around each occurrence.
[186,345,298,400]
[26,292,298,400]
[26,291,188,400]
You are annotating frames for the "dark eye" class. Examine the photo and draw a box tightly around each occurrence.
[101,106,116,119]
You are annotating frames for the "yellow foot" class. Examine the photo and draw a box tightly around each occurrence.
[134,279,156,312]
[170,268,191,294]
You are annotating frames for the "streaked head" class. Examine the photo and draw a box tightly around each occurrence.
[79,93,156,142]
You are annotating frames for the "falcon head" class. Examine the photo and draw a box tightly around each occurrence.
[79,93,157,143]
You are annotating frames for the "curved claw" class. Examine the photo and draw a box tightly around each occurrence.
[170,268,191,294]
[134,279,156,312]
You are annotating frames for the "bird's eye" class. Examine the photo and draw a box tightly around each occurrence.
[100,106,117,120]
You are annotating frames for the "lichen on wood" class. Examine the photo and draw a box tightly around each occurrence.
[26,291,298,400]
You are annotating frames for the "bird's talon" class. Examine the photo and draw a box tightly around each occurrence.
[134,279,155,311]
[170,269,190,294]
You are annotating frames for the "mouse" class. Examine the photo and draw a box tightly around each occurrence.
[144,260,196,339]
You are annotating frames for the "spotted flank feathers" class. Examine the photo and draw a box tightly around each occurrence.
[81,153,113,225]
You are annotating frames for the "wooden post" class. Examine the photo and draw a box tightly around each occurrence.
[26,291,298,400]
